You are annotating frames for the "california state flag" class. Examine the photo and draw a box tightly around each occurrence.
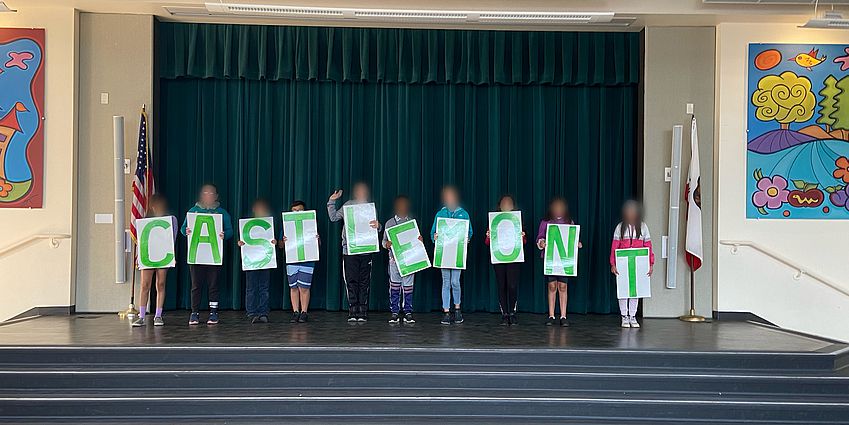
[685,116,703,271]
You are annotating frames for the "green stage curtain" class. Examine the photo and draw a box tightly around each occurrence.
[156,23,639,314]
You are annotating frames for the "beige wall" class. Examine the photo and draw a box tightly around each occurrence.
[642,27,715,318]
[716,23,849,341]
[75,13,153,312]
[0,7,78,321]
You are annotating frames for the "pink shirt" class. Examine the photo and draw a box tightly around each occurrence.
[610,222,654,266]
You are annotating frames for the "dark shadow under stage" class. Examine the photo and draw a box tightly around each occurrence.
[0,311,842,353]
[1,312,848,423]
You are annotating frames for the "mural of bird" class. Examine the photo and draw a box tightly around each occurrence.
[788,48,826,71]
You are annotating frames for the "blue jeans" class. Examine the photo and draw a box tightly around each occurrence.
[245,270,270,316]
[440,269,462,310]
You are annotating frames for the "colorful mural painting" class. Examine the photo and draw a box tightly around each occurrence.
[747,43,849,219]
[0,28,44,208]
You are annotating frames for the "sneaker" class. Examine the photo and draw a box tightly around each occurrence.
[291,311,300,323]
[357,312,368,323]
[207,311,219,325]
[621,316,631,328]
[250,316,260,324]
[560,317,570,327]
[509,314,518,326]
[453,310,464,324]
[403,313,415,324]
[153,316,165,327]
[188,312,200,325]
[298,312,309,323]
[258,315,269,323]
[388,313,400,324]
[545,316,556,326]
[347,313,358,323]
[500,315,509,326]
[441,312,452,325]
[131,317,145,327]
[629,316,640,328]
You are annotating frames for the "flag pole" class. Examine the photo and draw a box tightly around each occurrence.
[679,263,705,322]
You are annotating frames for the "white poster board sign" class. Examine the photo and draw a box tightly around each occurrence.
[136,216,176,270]
[238,217,278,271]
[187,212,223,265]
[433,217,469,270]
[615,248,652,299]
[343,203,379,254]
[385,219,431,277]
[543,224,580,277]
[488,211,524,264]
[282,210,320,263]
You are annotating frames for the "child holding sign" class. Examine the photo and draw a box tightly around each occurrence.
[610,200,654,328]
[485,195,525,326]
[536,197,581,327]
[382,195,423,324]
[431,185,473,325]
[181,184,233,326]
[280,200,319,324]
[237,198,277,324]
[132,194,176,327]
[327,182,381,322]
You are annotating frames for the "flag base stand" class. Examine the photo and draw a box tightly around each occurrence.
[679,309,706,322]
[118,304,139,320]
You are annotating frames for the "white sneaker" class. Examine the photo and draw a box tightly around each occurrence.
[629,316,640,328]
[620,316,631,328]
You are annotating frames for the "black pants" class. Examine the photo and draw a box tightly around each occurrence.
[190,264,220,312]
[343,254,372,315]
[494,263,520,314]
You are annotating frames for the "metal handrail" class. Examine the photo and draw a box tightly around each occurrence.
[719,239,849,298]
[0,234,71,259]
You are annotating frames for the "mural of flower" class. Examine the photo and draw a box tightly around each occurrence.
[833,157,849,183]
[0,179,12,198]
[752,173,789,214]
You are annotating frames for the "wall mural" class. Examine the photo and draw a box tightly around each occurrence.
[0,28,44,208]
[746,43,849,219]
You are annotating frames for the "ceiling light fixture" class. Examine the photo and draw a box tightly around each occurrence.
[202,2,620,25]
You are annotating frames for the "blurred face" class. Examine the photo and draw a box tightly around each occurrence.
[394,198,410,217]
[442,188,459,209]
[150,200,168,216]
[199,185,218,205]
[551,200,566,218]
[624,204,639,224]
[291,204,305,212]
[252,202,271,217]
[353,183,369,201]
[499,197,515,212]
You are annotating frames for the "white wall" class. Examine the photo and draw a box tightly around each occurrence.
[716,23,849,342]
[0,7,78,321]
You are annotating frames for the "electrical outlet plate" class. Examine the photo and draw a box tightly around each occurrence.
[124,159,131,174]
[100,92,109,105]
[686,103,694,114]
[664,167,672,182]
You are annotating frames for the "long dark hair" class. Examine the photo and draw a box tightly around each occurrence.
[619,199,643,240]
[544,196,570,222]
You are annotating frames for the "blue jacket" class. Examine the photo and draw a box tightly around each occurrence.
[180,203,234,240]
[430,206,472,242]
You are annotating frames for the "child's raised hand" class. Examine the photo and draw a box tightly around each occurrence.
[237,240,245,247]
[329,189,343,201]
[611,265,619,276]
[536,239,546,250]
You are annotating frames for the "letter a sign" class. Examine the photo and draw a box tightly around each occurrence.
[187,213,223,265]
[615,248,652,299]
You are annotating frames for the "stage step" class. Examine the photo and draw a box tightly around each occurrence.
[0,346,847,423]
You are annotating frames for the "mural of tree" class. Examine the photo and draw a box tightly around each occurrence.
[752,71,815,130]
[831,76,849,131]
[818,75,840,132]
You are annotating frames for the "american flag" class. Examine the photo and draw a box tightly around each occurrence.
[130,110,154,242]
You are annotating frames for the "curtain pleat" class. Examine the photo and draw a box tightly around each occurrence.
[158,23,639,86]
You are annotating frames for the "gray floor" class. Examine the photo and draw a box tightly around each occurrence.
[0,311,842,353]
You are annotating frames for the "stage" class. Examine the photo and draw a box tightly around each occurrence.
[0,312,847,423]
